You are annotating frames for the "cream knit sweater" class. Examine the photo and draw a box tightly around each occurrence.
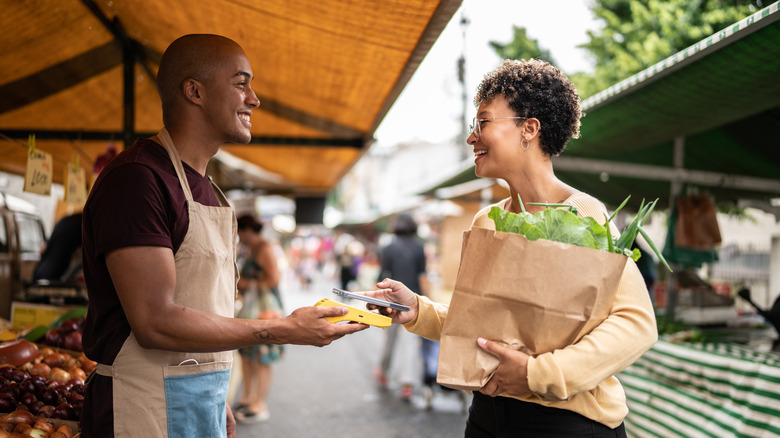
[404,192,658,428]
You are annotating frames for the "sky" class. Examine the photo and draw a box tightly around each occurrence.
[374,0,601,147]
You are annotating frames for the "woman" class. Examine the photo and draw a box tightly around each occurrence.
[234,215,284,423]
[366,59,657,437]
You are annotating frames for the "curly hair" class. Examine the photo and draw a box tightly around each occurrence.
[474,59,581,156]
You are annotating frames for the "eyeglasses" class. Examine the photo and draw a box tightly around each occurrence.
[469,116,527,137]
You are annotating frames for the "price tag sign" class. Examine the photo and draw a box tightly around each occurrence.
[23,135,53,196]
[64,163,87,206]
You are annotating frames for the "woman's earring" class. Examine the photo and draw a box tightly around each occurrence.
[521,137,530,150]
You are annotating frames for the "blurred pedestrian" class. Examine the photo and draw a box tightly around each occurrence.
[374,213,428,402]
[33,212,83,284]
[234,215,284,423]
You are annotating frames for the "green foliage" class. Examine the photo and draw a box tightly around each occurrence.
[656,314,707,342]
[717,203,758,222]
[488,0,763,99]
[575,0,762,98]
[489,26,557,66]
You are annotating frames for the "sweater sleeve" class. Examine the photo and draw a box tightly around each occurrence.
[526,194,658,401]
[403,294,449,341]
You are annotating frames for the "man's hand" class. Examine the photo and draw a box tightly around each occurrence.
[477,337,531,398]
[277,305,368,346]
[362,278,419,324]
[226,404,236,438]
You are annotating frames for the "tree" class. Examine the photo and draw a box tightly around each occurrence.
[489,26,557,66]
[578,0,763,98]
[490,0,764,99]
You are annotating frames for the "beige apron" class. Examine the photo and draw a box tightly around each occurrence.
[95,128,238,437]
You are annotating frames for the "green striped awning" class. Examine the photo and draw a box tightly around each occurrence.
[621,339,780,437]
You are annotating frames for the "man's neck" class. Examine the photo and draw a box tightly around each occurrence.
[165,127,219,175]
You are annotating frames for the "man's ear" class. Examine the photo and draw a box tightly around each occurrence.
[182,78,203,106]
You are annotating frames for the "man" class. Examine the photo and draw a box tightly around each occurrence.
[81,34,367,438]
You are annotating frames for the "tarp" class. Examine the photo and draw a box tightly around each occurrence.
[0,0,462,195]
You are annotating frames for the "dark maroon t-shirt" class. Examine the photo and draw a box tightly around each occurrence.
[80,137,220,437]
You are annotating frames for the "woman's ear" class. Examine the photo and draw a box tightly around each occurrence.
[182,78,202,106]
[524,118,541,139]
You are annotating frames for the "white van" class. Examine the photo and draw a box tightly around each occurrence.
[0,193,46,319]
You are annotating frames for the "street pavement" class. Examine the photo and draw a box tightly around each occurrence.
[234,276,471,438]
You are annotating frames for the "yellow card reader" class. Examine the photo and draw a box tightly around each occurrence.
[315,298,391,328]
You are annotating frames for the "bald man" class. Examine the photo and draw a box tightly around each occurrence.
[81,34,368,438]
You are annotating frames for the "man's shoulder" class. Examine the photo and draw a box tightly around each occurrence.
[106,138,172,173]
[92,139,175,190]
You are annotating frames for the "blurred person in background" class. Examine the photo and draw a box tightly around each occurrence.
[33,212,83,284]
[374,213,428,401]
[234,215,284,423]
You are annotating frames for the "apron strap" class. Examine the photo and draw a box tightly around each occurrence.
[209,176,231,208]
[157,127,194,202]
[84,362,113,386]
[95,363,114,377]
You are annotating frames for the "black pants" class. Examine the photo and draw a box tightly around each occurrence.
[465,392,627,438]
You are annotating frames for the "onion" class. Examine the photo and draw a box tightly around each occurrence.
[53,403,75,421]
[34,406,53,419]
[66,367,85,382]
[11,422,30,433]
[29,363,50,378]
[32,419,54,434]
[0,397,14,413]
[49,369,71,384]
[27,428,47,438]
[42,354,67,369]
[0,410,34,426]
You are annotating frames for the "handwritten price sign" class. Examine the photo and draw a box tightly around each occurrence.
[64,164,87,206]
[24,150,53,196]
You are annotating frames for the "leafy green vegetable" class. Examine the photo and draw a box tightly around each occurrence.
[489,195,672,271]
[21,325,49,342]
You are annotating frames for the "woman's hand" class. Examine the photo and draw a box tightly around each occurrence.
[477,337,531,398]
[362,278,419,324]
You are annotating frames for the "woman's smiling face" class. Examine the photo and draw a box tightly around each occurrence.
[469,94,527,179]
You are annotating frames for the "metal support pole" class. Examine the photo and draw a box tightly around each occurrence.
[122,38,135,149]
[666,136,685,318]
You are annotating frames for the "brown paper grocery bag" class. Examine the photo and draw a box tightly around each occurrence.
[437,227,628,391]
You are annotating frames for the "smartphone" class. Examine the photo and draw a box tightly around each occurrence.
[331,288,410,312]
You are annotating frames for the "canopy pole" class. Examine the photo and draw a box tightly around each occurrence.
[666,136,685,318]
[122,39,135,149]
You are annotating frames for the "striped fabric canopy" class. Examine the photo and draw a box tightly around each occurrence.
[622,339,780,437]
